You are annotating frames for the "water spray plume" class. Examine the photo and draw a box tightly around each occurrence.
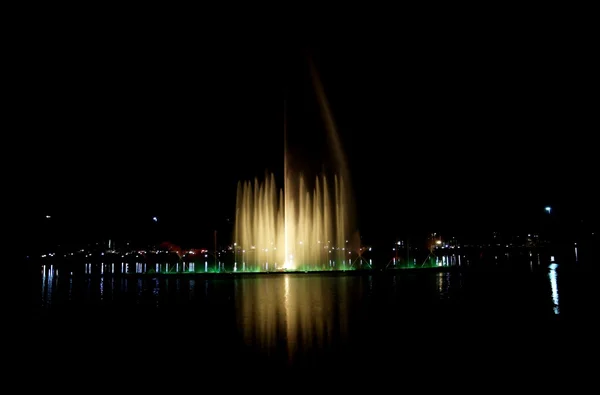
[233,61,358,271]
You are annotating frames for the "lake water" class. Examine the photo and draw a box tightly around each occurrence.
[32,253,596,382]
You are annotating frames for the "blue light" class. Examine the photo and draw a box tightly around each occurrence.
[545,206,551,214]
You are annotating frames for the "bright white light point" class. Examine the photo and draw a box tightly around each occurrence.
[45,215,51,219]
[153,217,158,222]
[545,206,551,214]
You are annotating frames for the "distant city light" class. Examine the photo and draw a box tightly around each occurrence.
[545,206,551,214]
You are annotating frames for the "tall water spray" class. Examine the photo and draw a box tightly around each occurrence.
[234,61,358,271]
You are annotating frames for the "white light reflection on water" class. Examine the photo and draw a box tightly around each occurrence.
[85,277,91,301]
[152,278,160,308]
[111,277,115,301]
[137,279,143,304]
[47,265,54,305]
[100,277,104,301]
[189,279,195,300]
[41,265,46,305]
[549,263,560,315]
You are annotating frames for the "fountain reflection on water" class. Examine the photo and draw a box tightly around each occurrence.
[36,266,581,366]
[236,274,351,361]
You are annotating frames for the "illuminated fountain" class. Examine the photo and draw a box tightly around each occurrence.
[234,172,353,271]
[233,62,358,271]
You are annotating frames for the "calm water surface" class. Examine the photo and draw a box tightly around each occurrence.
[32,255,597,379]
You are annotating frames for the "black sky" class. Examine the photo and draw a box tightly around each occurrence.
[24,12,597,249]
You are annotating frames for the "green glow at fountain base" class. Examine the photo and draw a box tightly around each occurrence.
[139,257,446,275]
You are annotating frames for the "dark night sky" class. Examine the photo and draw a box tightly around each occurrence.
[23,12,597,250]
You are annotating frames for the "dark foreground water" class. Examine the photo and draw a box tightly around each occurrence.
[32,257,597,384]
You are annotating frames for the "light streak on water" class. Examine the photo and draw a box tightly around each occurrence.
[41,265,46,305]
[137,279,143,304]
[111,277,115,301]
[152,278,160,307]
[189,279,195,300]
[549,263,560,315]
[100,277,104,301]
[47,265,54,306]
[437,272,443,294]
